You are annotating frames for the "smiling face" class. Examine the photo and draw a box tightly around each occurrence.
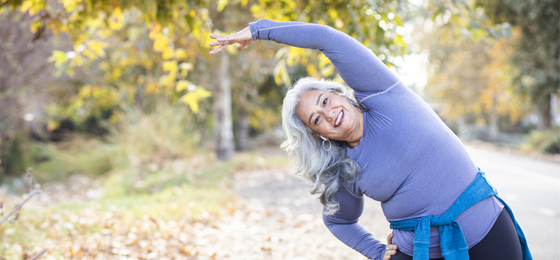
[296,90,364,147]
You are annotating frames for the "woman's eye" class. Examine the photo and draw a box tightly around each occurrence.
[323,98,328,106]
[314,116,320,125]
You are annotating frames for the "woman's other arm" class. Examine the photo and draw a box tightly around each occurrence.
[209,19,399,92]
[323,186,397,259]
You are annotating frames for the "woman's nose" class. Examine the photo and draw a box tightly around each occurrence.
[325,110,335,122]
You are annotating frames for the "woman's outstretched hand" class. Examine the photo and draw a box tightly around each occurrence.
[384,232,398,259]
[209,26,255,55]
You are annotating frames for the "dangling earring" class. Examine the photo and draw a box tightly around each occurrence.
[320,136,332,151]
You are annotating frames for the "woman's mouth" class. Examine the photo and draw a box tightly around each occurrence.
[334,110,344,127]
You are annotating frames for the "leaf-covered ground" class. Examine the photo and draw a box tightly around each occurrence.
[1,150,391,260]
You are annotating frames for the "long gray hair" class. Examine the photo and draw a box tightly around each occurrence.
[281,77,366,215]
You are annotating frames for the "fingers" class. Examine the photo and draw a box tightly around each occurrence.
[208,34,234,55]
[387,232,394,244]
[386,244,398,254]
[209,44,228,55]
[209,34,236,44]
[384,232,397,259]
[384,244,398,259]
[208,27,253,54]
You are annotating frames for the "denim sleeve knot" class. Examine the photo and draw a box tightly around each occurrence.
[389,170,532,260]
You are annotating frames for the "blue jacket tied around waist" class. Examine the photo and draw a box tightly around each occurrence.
[389,169,532,260]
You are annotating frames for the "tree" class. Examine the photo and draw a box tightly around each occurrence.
[425,30,529,141]
[0,0,510,164]
[476,0,560,130]
[0,9,71,176]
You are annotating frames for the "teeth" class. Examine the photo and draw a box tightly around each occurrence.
[335,110,343,127]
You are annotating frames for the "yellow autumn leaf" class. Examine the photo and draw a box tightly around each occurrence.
[175,80,189,92]
[175,49,188,60]
[159,74,175,88]
[306,64,317,76]
[88,41,105,57]
[250,5,261,16]
[78,85,92,98]
[319,54,330,69]
[217,0,229,12]
[19,0,32,13]
[181,87,212,113]
[82,49,97,60]
[30,19,43,33]
[149,23,162,39]
[162,61,178,74]
[162,49,174,60]
[47,18,67,36]
[48,50,67,68]
[181,92,200,113]
[194,87,212,98]
[153,34,169,52]
[109,19,123,31]
[62,0,77,12]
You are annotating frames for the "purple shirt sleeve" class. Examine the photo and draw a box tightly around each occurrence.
[248,19,399,93]
[323,185,387,260]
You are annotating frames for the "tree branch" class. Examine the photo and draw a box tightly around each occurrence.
[0,189,40,226]
[30,248,47,260]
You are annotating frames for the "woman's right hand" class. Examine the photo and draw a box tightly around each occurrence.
[384,232,398,259]
[209,26,255,55]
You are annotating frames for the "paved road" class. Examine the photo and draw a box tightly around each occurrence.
[464,145,560,260]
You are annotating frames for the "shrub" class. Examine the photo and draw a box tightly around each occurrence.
[520,127,560,154]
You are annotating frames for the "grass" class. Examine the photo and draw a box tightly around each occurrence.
[0,102,290,259]
[0,150,289,259]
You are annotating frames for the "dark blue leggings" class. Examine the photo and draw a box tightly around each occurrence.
[391,209,523,260]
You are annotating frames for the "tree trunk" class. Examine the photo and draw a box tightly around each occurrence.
[538,94,552,131]
[213,53,234,160]
[489,103,499,142]
[235,108,250,151]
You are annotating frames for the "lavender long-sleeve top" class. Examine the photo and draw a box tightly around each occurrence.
[249,19,503,260]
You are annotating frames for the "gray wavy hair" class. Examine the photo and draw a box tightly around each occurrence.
[281,77,366,215]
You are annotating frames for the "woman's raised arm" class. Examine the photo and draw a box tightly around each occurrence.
[209,19,399,92]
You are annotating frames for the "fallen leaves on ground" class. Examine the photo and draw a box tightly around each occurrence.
[1,153,390,260]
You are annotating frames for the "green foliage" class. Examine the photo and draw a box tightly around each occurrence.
[30,140,121,183]
[29,101,208,183]
[0,134,27,179]
[520,127,560,154]
[476,0,560,129]
[425,28,529,124]
[108,102,206,161]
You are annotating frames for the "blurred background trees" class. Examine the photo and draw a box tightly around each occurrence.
[477,0,559,131]
[0,0,558,179]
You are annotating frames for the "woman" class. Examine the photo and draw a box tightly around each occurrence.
[209,20,531,260]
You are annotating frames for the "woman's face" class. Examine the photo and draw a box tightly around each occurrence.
[296,90,363,145]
